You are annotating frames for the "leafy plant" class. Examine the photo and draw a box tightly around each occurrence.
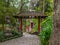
[11,30,21,36]
[0,30,5,41]
[39,16,52,45]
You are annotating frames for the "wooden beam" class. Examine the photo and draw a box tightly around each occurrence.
[38,17,40,32]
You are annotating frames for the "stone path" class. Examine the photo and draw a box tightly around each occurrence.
[0,33,40,45]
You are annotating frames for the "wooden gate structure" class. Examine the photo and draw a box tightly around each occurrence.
[13,0,47,33]
[13,11,47,32]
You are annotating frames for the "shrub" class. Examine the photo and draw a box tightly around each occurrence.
[39,27,52,45]
[11,30,21,36]
[0,30,5,41]
[39,16,52,45]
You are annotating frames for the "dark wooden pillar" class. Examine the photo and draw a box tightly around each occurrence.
[38,17,40,32]
[20,18,22,32]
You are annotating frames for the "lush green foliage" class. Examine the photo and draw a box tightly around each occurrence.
[0,0,53,43]
[0,0,22,42]
[39,16,52,45]
[0,30,5,41]
[38,0,53,45]
[0,0,18,30]
[11,30,21,36]
[0,29,22,42]
[45,0,53,16]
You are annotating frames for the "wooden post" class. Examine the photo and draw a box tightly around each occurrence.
[20,18,22,32]
[38,17,40,32]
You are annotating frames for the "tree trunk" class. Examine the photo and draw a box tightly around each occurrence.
[49,0,60,45]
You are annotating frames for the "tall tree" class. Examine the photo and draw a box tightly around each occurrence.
[49,0,60,45]
[0,0,18,30]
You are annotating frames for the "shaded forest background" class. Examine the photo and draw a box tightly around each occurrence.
[0,0,54,45]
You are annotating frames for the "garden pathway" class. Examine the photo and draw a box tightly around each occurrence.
[0,32,40,45]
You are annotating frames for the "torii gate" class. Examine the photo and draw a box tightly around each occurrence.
[13,11,47,32]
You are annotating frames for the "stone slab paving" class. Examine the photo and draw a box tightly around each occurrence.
[0,33,40,45]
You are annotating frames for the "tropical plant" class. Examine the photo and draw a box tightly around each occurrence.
[39,16,52,45]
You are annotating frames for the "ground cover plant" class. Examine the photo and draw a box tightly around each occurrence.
[0,29,22,42]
